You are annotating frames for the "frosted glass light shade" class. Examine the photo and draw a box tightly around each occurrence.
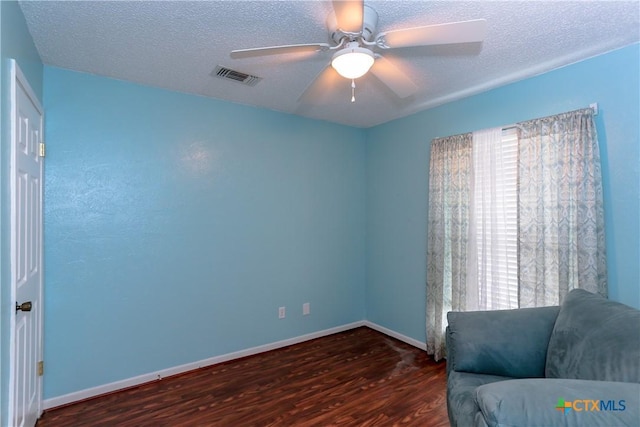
[331,45,375,79]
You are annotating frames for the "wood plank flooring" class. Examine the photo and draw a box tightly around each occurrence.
[37,327,448,426]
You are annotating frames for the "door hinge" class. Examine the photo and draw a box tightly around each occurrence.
[39,142,45,157]
[37,361,44,376]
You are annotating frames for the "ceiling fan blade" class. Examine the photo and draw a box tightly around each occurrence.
[298,65,343,104]
[369,56,419,99]
[377,19,487,49]
[231,43,330,59]
[332,0,364,33]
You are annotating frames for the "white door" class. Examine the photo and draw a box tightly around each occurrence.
[8,60,44,427]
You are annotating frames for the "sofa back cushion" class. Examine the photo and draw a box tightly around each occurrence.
[447,305,559,378]
[546,289,640,382]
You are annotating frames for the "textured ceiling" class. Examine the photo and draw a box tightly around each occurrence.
[19,1,640,128]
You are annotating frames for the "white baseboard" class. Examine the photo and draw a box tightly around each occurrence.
[43,320,425,410]
[363,321,427,350]
[43,321,366,410]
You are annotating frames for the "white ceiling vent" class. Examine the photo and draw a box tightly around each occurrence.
[213,65,262,87]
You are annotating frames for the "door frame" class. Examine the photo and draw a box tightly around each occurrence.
[8,58,45,426]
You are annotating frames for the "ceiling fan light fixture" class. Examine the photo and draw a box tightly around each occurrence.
[331,43,375,79]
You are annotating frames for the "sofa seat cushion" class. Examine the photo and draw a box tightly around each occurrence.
[475,378,640,427]
[447,371,513,427]
[546,289,640,382]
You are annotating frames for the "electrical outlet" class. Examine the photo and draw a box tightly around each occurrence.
[303,302,310,315]
[278,306,286,319]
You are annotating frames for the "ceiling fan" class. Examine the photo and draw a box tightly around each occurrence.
[230,0,487,102]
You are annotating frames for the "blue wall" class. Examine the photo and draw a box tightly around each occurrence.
[365,44,640,343]
[0,1,43,424]
[43,67,366,399]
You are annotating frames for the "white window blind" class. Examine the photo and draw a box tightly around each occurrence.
[470,128,518,310]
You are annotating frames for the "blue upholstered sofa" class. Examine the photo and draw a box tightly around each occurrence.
[445,289,640,427]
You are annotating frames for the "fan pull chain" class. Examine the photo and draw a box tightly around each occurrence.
[351,79,356,103]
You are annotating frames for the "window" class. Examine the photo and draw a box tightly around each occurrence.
[471,128,518,310]
[427,108,606,361]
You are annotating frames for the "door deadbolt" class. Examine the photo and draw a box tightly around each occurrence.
[16,301,32,312]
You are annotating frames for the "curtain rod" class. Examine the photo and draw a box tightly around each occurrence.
[502,103,598,131]
[434,104,598,139]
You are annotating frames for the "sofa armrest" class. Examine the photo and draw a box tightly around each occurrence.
[475,378,640,427]
[447,305,559,378]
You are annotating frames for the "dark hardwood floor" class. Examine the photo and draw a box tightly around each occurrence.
[37,327,448,426]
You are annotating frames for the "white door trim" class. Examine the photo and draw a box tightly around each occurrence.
[8,58,45,426]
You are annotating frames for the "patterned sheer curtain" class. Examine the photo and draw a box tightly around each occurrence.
[426,107,606,361]
[426,133,472,362]
[517,108,607,307]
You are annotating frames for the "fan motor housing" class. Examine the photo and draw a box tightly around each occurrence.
[327,5,379,44]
